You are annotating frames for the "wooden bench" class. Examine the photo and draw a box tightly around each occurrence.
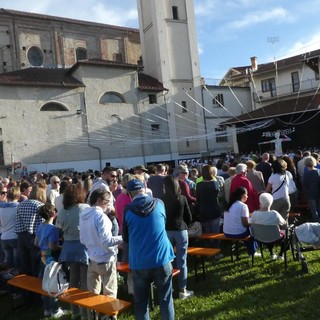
[199,233,252,262]
[186,247,221,280]
[7,274,131,317]
[116,262,180,309]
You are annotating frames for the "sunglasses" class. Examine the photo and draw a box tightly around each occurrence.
[1,191,7,195]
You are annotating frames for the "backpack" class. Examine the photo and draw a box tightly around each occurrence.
[42,261,69,297]
[187,221,202,238]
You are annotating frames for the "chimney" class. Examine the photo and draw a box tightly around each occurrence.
[250,56,258,72]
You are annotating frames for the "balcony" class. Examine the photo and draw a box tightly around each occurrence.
[253,78,320,102]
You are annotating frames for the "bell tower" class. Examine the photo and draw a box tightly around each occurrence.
[137,0,206,157]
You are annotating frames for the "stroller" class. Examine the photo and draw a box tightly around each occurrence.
[291,222,320,273]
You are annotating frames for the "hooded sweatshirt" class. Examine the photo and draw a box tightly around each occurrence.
[79,205,122,263]
[122,194,175,270]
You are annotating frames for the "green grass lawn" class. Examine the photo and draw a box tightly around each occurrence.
[1,238,319,319]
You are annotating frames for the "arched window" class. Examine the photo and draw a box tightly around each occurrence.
[27,46,44,66]
[76,47,87,61]
[99,92,125,104]
[40,102,68,111]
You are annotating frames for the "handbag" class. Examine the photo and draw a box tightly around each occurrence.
[288,177,297,194]
[42,261,69,297]
[187,221,202,238]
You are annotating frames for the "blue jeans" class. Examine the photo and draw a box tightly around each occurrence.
[167,230,188,290]
[224,229,258,256]
[132,262,175,320]
[2,238,19,268]
[201,218,221,248]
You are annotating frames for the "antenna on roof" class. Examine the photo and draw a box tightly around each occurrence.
[267,36,279,61]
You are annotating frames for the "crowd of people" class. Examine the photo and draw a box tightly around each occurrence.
[0,148,319,320]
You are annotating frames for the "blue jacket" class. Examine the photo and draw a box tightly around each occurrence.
[122,194,175,270]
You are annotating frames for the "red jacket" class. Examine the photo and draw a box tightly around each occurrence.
[230,174,259,212]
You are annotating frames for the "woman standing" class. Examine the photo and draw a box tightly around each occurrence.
[15,184,47,277]
[0,187,20,268]
[265,159,291,221]
[163,175,193,300]
[56,184,90,320]
[196,165,222,249]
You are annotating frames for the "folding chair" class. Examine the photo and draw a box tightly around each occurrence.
[250,224,291,269]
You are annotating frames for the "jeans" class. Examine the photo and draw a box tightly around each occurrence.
[307,198,320,222]
[167,230,188,290]
[17,233,40,276]
[132,262,174,320]
[0,238,4,263]
[201,217,221,248]
[2,238,19,268]
[224,229,258,256]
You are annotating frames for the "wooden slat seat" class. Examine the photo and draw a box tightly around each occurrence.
[7,274,131,317]
[185,247,221,279]
[198,233,251,262]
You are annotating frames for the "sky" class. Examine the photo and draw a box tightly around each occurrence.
[1,0,320,84]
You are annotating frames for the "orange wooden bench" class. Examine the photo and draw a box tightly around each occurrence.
[7,274,131,317]
[185,247,221,279]
[199,233,251,262]
[116,262,180,309]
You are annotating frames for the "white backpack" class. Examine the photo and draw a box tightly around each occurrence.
[42,261,69,297]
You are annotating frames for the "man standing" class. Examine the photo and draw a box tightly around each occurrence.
[88,166,119,235]
[89,166,118,196]
[147,163,167,199]
[256,153,272,187]
[79,189,122,301]
[122,179,175,320]
[46,175,60,205]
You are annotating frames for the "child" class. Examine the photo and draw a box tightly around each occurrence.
[34,203,66,318]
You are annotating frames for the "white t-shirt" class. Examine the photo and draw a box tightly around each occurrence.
[223,201,249,235]
[268,171,292,200]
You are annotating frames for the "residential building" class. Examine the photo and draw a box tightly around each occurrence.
[222,50,320,154]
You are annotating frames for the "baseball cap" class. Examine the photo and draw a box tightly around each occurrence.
[135,165,148,172]
[127,179,145,192]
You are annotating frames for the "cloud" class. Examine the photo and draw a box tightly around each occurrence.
[194,0,217,17]
[228,7,293,29]
[90,3,138,27]
[278,32,320,60]
[0,0,139,28]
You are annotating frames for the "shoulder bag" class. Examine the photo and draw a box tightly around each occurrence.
[42,261,69,297]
